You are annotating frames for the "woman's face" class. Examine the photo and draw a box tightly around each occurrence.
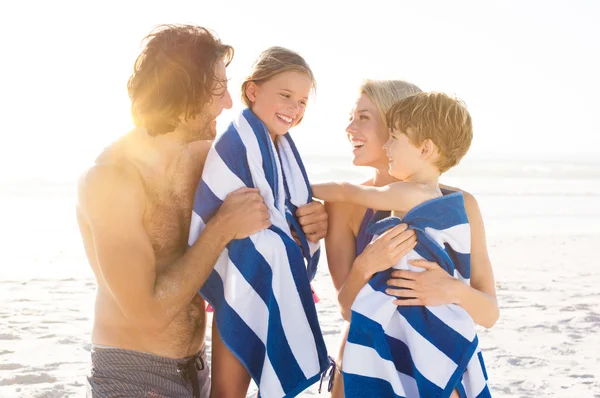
[346,93,389,167]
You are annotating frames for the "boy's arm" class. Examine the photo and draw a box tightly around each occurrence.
[312,182,434,213]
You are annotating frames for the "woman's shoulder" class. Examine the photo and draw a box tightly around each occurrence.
[325,200,369,236]
[439,183,480,217]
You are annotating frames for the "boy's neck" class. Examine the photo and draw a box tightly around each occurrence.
[405,167,442,193]
[391,172,442,219]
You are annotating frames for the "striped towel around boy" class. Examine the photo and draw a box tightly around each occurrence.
[188,108,328,397]
[342,192,491,398]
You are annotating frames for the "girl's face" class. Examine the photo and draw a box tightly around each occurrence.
[245,70,312,139]
[346,93,389,167]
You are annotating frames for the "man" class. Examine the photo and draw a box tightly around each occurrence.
[77,24,328,397]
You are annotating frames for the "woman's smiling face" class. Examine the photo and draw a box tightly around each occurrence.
[346,93,389,167]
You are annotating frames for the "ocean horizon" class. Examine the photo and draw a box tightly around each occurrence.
[1,156,598,282]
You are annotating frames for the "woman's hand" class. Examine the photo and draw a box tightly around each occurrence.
[386,259,462,306]
[355,224,417,278]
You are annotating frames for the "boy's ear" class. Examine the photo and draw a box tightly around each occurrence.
[420,139,439,160]
[245,82,258,103]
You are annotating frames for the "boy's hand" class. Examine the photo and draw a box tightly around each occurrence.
[296,201,328,242]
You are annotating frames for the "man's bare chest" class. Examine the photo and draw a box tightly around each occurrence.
[143,181,196,265]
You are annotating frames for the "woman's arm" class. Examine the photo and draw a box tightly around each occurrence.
[386,192,499,328]
[313,182,435,213]
[326,201,417,321]
[456,192,499,328]
[324,201,362,321]
[324,202,358,294]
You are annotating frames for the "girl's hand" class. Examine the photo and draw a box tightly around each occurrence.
[386,260,462,306]
[297,201,328,242]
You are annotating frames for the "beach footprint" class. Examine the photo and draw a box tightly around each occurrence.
[0,333,20,340]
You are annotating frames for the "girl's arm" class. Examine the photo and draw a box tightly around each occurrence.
[313,182,435,213]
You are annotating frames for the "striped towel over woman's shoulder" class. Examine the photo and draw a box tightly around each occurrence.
[188,108,328,398]
[343,192,491,398]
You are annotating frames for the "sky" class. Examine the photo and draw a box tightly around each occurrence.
[1,0,599,181]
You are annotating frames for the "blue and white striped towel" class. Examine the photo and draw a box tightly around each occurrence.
[188,108,329,397]
[343,192,491,398]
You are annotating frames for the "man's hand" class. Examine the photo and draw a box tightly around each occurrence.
[213,188,271,241]
[296,201,328,243]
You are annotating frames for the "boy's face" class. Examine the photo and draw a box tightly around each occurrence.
[383,127,424,181]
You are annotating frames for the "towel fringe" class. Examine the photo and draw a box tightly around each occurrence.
[318,356,337,394]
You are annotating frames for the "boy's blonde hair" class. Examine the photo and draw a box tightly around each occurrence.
[360,80,422,122]
[386,92,473,173]
[242,47,315,126]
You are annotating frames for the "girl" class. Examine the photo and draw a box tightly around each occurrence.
[192,47,329,398]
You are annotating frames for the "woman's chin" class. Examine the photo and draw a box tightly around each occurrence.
[351,156,370,167]
[351,153,384,169]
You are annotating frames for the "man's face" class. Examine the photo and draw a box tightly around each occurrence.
[181,59,232,142]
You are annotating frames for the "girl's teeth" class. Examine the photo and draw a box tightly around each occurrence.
[277,114,292,123]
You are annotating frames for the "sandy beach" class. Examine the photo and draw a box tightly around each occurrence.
[1,169,600,397]
[2,0,599,395]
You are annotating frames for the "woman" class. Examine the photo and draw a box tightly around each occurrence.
[325,80,499,397]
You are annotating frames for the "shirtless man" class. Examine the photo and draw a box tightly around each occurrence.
[76,25,328,397]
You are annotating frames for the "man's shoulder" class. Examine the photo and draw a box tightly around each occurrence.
[80,162,139,189]
[77,161,145,219]
[82,134,143,192]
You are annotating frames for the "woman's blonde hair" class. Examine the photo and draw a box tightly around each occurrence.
[360,79,422,123]
[241,46,315,109]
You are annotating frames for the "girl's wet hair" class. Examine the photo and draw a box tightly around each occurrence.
[241,47,315,109]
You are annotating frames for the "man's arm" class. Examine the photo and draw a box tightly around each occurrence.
[312,182,434,213]
[78,166,269,335]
